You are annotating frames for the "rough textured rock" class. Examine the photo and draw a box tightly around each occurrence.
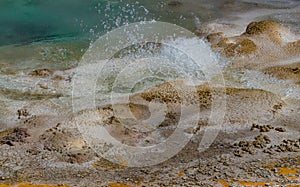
[243,20,288,43]
[218,38,257,58]
[203,20,300,70]
[263,62,300,82]
[0,128,30,146]
[39,124,95,164]
[29,69,53,77]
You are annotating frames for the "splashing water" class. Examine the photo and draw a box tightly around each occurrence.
[73,21,225,108]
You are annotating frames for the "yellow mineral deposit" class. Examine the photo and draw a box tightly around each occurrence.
[108,183,132,187]
[277,167,299,179]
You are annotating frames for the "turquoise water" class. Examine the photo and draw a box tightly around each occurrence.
[0,0,299,73]
[0,0,230,46]
[0,0,142,45]
[1,0,300,46]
